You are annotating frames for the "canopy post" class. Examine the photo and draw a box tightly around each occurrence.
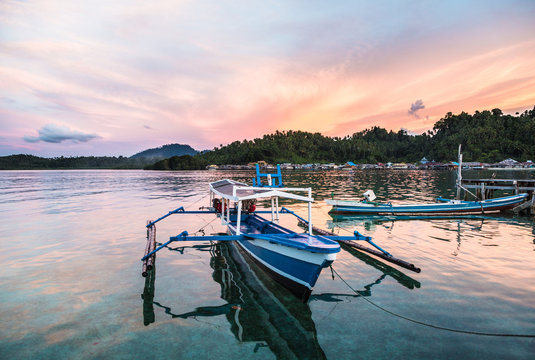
[308,189,312,235]
[226,199,230,225]
[236,200,242,235]
[221,199,225,225]
[271,197,275,222]
[275,197,279,223]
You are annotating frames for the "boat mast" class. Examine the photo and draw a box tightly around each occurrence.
[456,144,462,200]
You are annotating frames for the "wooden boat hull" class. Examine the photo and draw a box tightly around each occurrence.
[228,214,338,302]
[327,194,528,216]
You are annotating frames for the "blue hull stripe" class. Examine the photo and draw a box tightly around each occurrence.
[237,238,324,289]
[331,195,527,215]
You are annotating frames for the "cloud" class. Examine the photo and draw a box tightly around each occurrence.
[408,99,425,117]
[23,124,100,143]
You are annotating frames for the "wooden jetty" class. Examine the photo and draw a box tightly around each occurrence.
[460,178,535,215]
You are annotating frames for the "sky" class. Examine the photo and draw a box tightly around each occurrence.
[1,0,535,157]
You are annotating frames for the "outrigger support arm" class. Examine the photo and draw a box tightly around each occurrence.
[146,207,185,227]
[353,231,392,257]
[146,207,219,228]
[318,232,392,257]
[141,231,244,261]
[279,206,392,256]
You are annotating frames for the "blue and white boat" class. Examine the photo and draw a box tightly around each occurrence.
[328,145,529,216]
[327,193,528,216]
[142,166,393,302]
[208,178,340,300]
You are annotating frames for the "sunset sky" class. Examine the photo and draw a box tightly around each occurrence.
[1,0,535,156]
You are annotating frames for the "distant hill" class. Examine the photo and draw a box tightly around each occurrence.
[131,143,198,159]
[0,143,200,170]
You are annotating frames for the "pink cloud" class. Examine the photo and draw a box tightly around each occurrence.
[1,1,535,156]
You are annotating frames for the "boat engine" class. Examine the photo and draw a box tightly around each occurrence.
[363,190,376,202]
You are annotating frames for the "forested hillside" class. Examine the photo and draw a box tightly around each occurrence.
[3,107,533,170]
[130,143,198,159]
[147,107,535,170]
[0,155,151,170]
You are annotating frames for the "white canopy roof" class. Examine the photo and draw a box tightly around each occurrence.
[210,179,313,203]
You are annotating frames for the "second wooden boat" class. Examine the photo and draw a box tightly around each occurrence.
[326,193,528,215]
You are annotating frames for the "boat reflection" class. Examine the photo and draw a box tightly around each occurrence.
[328,213,531,232]
[142,242,327,359]
[328,213,535,256]
[141,240,422,358]
[338,243,421,290]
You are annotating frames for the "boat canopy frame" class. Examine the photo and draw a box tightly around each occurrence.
[209,179,314,236]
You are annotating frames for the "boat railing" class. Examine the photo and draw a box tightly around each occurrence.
[252,164,283,187]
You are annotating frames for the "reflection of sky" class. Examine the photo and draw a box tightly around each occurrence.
[1,0,534,156]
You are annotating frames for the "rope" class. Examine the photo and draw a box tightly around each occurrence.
[193,215,219,235]
[331,267,535,338]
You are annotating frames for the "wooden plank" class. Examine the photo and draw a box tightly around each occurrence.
[513,200,532,213]
[462,179,535,183]
[462,185,535,191]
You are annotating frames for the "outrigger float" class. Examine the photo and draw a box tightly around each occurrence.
[142,165,419,302]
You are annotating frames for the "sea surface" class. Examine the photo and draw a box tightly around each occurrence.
[1,169,534,359]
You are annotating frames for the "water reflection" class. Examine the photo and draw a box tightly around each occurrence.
[328,213,531,229]
[141,237,422,359]
[142,242,327,359]
[338,243,421,290]
[328,213,535,256]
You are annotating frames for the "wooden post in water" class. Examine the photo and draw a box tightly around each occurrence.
[146,224,156,271]
[142,221,157,277]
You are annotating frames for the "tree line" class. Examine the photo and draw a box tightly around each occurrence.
[2,106,533,170]
[147,106,535,170]
[0,155,152,170]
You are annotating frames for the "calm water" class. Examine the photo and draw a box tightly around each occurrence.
[1,169,534,359]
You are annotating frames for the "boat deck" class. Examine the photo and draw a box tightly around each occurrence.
[235,215,340,253]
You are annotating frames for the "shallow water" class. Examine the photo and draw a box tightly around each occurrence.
[1,169,534,359]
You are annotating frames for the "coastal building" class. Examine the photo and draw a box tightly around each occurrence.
[497,158,521,168]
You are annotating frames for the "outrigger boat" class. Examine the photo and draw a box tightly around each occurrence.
[327,192,528,216]
[328,145,529,216]
[142,165,406,302]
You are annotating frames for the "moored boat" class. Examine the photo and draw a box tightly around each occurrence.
[210,178,340,300]
[328,145,529,216]
[327,193,528,216]
[142,166,400,302]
